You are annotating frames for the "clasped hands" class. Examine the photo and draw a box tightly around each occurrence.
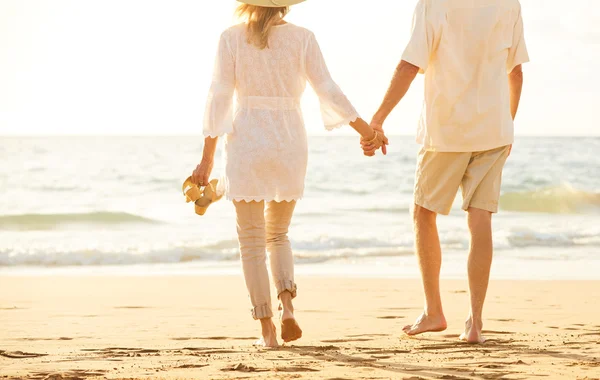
[361,120,388,157]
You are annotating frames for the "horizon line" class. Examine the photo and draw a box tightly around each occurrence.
[1,134,599,138]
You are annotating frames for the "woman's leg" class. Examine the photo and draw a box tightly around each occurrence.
[234,200,277,347]
[265,201,298,323]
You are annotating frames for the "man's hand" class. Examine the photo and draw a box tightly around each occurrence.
[361,120,388,156]
[360,128,388,157]
[371,120,387,155]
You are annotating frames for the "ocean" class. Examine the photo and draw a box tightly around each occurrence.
[1,136,599,279]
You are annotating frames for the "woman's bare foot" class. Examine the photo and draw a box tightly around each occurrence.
[279,291,302,342]
[459,317,486,344]
[255,318,279,348]
[403,312,447,336]
[281,318,303,342]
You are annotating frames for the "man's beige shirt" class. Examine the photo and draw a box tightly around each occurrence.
[403,0,530,152]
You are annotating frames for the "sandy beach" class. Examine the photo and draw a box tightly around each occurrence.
[1,276,599,379]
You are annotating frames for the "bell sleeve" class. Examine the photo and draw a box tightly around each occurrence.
[203,31,236,138]
[304,32,359,131]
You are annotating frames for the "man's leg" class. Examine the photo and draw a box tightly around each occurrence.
[405,149,469,336]
[403,205,448,335]
[460,207,493,343]
[459,145,510,343]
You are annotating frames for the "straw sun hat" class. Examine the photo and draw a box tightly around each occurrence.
[237,0,306,7]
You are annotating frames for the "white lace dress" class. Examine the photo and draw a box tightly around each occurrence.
[203,23,359,202]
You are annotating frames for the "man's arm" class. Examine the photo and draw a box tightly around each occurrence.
[371,60,420,128]
[508,64,524,120]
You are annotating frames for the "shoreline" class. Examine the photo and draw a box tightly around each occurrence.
[2,250,600,281]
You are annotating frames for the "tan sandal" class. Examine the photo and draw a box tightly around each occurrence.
[182,177,223,216]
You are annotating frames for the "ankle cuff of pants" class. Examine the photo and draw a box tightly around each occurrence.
[276,280,297,299]
[251,304,273,320]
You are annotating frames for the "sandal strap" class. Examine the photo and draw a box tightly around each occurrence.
[182,176,203,203]
[183,177,223,215]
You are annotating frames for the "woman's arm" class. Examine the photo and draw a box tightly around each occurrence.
[350,118,388,156]
[304,32,387,153]
[350,118,376,140]
[191,30,235,185]
[192,137,218,186]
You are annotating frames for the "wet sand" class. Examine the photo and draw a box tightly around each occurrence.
[1,276,599,379]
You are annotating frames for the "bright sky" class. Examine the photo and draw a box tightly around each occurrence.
[0,0,598,136]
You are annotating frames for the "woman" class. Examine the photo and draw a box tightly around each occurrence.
[191,0,387,347]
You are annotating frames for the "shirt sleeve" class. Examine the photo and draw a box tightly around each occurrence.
[506,7,530,73]
[401,0,434,74]
[203,31,235,138]
[304,32,359,131]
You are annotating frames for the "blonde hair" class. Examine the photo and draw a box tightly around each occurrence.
[236,4,289,49]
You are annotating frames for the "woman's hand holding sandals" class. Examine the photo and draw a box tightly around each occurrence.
[192,158,214,187]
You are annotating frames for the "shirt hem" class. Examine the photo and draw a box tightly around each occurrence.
[507,58,530,74]
[227,194,304,203]
[417,138,514,153]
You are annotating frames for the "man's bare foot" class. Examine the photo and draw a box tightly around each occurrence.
[255,318,279,348]
[403,312,447,336]
[459,317,485,344]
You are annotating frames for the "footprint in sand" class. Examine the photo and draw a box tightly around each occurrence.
[358,348,411,355]
[221,363,269,373]
[17,337,73,341]
[31,370,107,380]
[183,348,241,354]
[273,366,320,373]
[479,363,505,369]
[482,330,513,335]
[171,336,257,341]
[321,338,373,343]
[442,334,461,339]
[0,351,48,359]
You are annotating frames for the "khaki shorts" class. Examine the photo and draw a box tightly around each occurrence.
[414,145,510,215]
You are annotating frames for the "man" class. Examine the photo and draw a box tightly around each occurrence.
[363,0,529,343]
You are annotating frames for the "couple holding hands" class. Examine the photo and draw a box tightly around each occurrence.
[191,0,529,347]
